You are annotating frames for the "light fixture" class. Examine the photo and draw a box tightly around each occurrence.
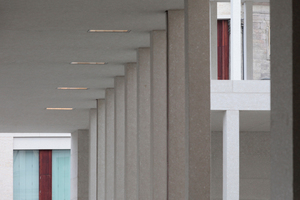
[57,87,88,90]
[46,108,73,110]
[87,30,130,33]
[70,62,107,65]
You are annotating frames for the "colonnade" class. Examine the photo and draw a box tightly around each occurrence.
[70,0,300,199]
[71,0,210,198]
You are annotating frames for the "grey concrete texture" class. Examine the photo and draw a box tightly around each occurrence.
[185,0,211,198]
[270,0,300,199]
[137,47,152,200]
[105,89,115,200]
[211,131,271,200]
[71,130,89,200]
[150,30,167,200]
[97,99,106,200]
[167,9,186,200]
[125,63,138,200]
[114,77,126,200]
[89,108,97,200]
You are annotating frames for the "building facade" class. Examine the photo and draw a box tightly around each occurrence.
[0,0,299,200]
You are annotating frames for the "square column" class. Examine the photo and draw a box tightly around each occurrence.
[223,110,239,200]
[243,1,253,80]
[231,0,242,80]
[137,47,152,200]
[89,108,97,200]
[210,2,218,80]
[114,76,125,200]
[125,63,138,200]
[271,0,300,199]
[185,0,211,198]
[97,99,106,200]
[71,130,89,200]
[167,9,186,200]
[105,88,115,200]
[150,30,167,199]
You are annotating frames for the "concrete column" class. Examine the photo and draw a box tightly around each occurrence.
[185,0,211,198]
[243,1,253,80]
[97,99,106,200]
[71,130,89,200]
[210,1,218,80]
[230,0,242,80]
[89,108,97,200]
[167,10,186,200]
[271,0,300,199]
[223,110,239,200]
[125,63,138,200]
[150,30,167,200]
[137,47,152,200]
[114,77,125,200]
[105,89,115,200]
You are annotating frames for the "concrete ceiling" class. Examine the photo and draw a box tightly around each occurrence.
[0,0,183,133]
[0,0,269,133]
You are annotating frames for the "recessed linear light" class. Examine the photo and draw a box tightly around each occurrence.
[70,62,107,65]
[46,108,73,110]
[88,30,130,33]
[57,87,88,90]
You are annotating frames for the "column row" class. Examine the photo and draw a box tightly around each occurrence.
[72,0,211,198]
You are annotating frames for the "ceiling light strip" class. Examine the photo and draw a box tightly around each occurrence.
[88,30,130,33]
[46,108,73,110]
[70,62,107,65]
[57,87,88,90]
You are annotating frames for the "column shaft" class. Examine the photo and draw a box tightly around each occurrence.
[231,0,242,80]
[115,77,125,200]
[223,110,239,200]
[71,130,89,200]
[271,0,300,199]
[137,47,152,200]
[89,108,97,200]
[243,1,253,80]
[125,63,138,200]
[185,0,211,198]
[97,99,106,200]
[150,30,167,200]
[167,9,186,200]
[105,89,115,200]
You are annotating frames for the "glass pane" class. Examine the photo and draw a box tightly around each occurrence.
[13,150,39,200]
[52,150,71,200]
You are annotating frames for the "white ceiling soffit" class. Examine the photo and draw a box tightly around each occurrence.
[0,0,184,133]
[210,0,269,2]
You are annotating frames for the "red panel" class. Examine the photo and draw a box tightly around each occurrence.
[39,150,52,200]
[217,20,229,80]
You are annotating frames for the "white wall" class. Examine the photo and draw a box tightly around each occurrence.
[0,137,13,200]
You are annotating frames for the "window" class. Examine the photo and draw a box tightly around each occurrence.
[217,19,230,80]
[13,150,70,200]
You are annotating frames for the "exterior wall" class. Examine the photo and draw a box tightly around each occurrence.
[211,131,270,200]
[0,137,13,200]
[0,133,70,200]
[252,3,270,80]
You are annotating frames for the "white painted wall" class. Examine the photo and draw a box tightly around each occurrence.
[0,137,13,200]
[211,80,270,110]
